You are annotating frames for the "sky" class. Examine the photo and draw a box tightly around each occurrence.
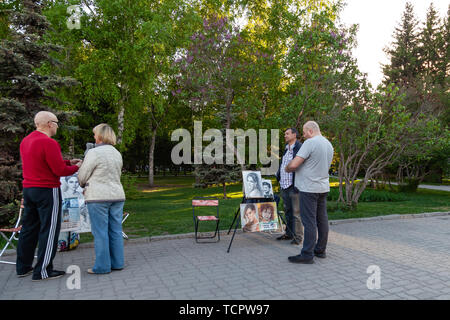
[340,0,449,87]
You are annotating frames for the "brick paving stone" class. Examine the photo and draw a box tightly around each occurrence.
[1,213,449,300]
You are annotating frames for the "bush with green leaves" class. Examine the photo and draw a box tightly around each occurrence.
[327,187,407,202]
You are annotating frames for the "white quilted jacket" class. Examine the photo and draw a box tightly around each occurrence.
[78,144,126,203]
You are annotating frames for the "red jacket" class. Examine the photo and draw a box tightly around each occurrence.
[20,131,79,188]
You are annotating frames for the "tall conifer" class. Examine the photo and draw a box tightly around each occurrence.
[0,0,77,223]
[418,3,442,85]
[382,1,421,87]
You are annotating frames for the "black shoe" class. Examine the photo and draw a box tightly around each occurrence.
[314,251,326,258]
[276,234,293,241]
[290,238,302,245]
[111,268,123,271]
[17,267,33,278]
[32,270,66,282]
[288,255,314,264]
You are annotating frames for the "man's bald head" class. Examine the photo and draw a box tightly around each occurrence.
[302,120,321,139]
[303,121,321,133]
[34,111,57,128]
[34,111,59,137]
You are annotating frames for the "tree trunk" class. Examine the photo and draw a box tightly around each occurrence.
[223,183,227,199]
[69,135,74,158]
[148,126,157,187]
[117,104,124,145]
[338,151,345,203]
[222,89,234,199]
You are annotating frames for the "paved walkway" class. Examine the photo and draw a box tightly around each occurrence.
[369,180,450,192]
[417,184,450,192]
[1,213,450,300]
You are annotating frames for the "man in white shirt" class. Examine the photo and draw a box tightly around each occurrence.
[285,121,334,264]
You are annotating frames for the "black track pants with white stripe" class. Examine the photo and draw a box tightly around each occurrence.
[17,187,62,278]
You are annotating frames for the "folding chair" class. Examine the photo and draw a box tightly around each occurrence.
[122,211,130,240]
[0,199,24,265]
[192,197,220,243]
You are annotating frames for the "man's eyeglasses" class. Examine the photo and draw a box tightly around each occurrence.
[49,120,59,125]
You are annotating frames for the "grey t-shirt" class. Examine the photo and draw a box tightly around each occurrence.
[294,135,334,193]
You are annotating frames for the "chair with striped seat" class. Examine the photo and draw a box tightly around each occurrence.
[192,197,220,243]
[122,211,130,239]
[0,199,24,265]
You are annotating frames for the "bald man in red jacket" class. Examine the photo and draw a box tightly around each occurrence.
[17,111,82,281]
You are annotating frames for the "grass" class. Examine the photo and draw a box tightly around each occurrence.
[2,176,449,248]
[327,189,450,220]
[82,176,449,243]
[108,177,247,241]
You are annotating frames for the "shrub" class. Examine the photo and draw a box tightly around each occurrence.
[397,179,420,192]
[0,202,19,228]
[327,187,407,202]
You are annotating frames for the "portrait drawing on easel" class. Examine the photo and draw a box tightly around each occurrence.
[242,171,264,199]
[240,203,260,232]
[257,202,280,231]
[60,173,91,233]
[261,179,274,198]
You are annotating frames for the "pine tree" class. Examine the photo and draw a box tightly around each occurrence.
[381,2,450,187]
[193,163,242,199]
[438,4,450,124]
[418,2,442,85]
[382,1,421,87]
[439,5,450,87]
[0,0,77,225]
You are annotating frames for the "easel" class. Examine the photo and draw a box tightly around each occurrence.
[226,194,293,253]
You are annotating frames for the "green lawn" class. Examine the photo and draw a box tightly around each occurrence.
[2,176,449,248]
[327,189,450,220]
[82,176,449,243]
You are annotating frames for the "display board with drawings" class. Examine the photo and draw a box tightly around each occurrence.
[240,171,280,232]
[242,171,275,199]
[59,173,91,233]
[240,202,280,232]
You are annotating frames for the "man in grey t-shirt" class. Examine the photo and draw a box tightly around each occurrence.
[285,121,334,264]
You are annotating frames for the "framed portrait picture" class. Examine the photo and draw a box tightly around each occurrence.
[261,179,274,198]
[60,173,91,233]
[240,202,280,232]
[240,203,260,232]
[60,197,80,232]
[257,202,279,232]
[242,171,264,199]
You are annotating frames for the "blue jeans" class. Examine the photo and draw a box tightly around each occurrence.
[299,192,329,259]
[87,202,125,273]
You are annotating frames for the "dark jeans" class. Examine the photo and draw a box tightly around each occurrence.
[17,187,62,278]
[281,186,303,240]
[299,191,329,259]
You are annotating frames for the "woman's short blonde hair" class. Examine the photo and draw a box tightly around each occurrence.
[93,123,117,145]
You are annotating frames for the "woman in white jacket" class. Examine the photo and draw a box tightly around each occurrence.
[78,124,126,274]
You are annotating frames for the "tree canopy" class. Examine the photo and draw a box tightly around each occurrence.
[0,0,448,215]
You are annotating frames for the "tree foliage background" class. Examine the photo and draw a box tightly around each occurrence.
[0,0,448,223]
